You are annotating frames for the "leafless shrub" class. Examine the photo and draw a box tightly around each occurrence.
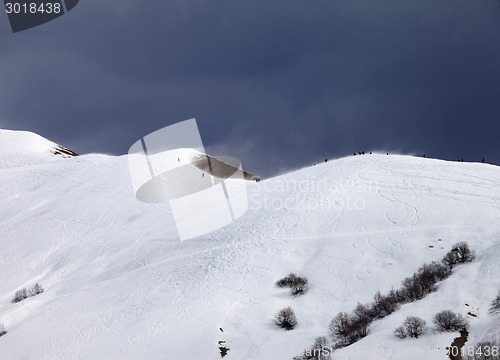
[29,283,44,297]
[370,291,399,318]
[433,310,469,332]
[394,316,426,339]
[309,336,331,360]
[276,273,298,287]
[329,311,369,347]
[399,262,451,303]
[12,283,44,303]
[452,241,476,263]
[12,288,28,303]
[275,306,297,330]
[276,273,309,297]
[400,275,427,302]
[442,242,475,268]
[291,278,309,297]
[349,314,369,342]
[404,316,426,338]
[442,251,459,268]
[417,261,451,285]
[394,325,407,339]
[353,303,373,322]
[329,312,351,346]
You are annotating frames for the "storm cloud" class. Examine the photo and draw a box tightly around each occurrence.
[1,0,499,177]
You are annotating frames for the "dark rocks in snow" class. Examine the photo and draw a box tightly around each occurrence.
[51,146,79,157]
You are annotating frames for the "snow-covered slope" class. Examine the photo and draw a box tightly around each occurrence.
[0,129,77,168]
[0,131,498,360]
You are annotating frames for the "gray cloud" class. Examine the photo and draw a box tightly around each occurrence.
[0,0,499,177]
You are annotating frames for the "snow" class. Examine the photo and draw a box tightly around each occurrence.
[0,129,74,168]
[0,129,58,154]
[0,130,499,360]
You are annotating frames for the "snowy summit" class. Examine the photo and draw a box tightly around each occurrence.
[0,129,77,167]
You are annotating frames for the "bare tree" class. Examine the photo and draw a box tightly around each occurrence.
[276,274,309,297]
[452,241,475,263]
[29,283,44,296]
[349,314,369,342]
[290,278,309,297]
[329,311,368,346]
[442,242,475,268]
[433,310,469,332]
[442,251,460,268]
[417,262,450,287]
[12,283,44,303]
[404,316,426,338]
[353,303,373,322]
[371,291,398,317]
[329,312,352,346]
[394,325,407,339]
[394,317,426,339]
[311,336,330,360]
[276,273,298,287]
[275,306,297,330]
[12,288,28,303]
[400,275,426,302]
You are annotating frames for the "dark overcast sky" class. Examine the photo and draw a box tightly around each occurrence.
[1,0,499,177]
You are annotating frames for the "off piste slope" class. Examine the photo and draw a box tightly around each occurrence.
[0,131,499,360]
